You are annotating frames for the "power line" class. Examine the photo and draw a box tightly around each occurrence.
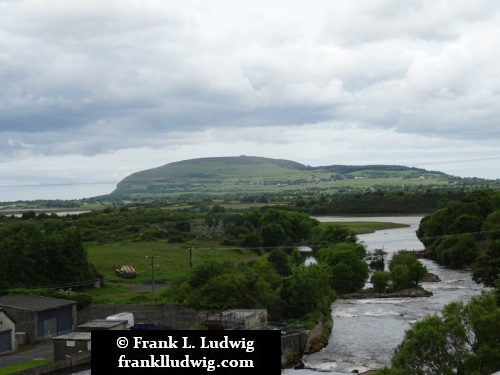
[1,226,497,293]
[408,156,500,167]
[0,155,499,190]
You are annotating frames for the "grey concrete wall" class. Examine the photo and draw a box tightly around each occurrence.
[77,304,199,329]
[1,309,37,344]
[0,310,17,353]
[281,331,307,367]
[244,310,267,330]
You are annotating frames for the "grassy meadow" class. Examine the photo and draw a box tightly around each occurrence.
[84,220,408,304]
[86,241,261,285]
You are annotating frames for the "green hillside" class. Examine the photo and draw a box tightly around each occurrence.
[109,155,493,198]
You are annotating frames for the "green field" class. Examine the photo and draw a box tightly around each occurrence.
[87,241,261,285]
[86,221,407,285]
[319,221,409,233]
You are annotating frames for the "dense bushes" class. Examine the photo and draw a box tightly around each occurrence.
[369,251,428,292]
[165,248,339,321]
[377,288,500,375]
[316,243,369,293]
[416,189,500,281]
[0,220,99,289]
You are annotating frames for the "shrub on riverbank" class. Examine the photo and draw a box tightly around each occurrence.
[376,288,500,375]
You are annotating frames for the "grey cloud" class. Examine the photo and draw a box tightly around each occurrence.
[4,0,187,42]
[321,0,500,45]
[1,0,500,163]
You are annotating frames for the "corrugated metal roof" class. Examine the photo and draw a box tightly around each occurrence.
[0,295,76,312]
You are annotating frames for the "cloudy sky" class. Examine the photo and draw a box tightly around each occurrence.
[1,0,500,201]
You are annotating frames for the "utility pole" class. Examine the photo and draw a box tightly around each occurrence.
[146,256,159,302]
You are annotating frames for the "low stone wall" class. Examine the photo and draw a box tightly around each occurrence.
[11,351,90,375]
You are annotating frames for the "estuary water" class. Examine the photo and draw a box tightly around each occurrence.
[283,215,488,374]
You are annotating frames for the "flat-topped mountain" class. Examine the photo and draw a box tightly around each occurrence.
[109,155,484,198]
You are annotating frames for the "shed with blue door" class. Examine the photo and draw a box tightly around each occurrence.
[0,295,76,344]
[0,308,16,354]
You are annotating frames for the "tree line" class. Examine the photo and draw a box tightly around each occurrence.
[416,188,500,286]
[0,217,99,291]
[288,189,469,214]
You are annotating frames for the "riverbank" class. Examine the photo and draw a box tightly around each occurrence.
[297,284,437,368]
[296,316,381,374]
[340,287,433,299]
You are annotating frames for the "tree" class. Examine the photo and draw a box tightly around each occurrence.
[268,248,292,276]
[312,224,358,249]
[388,251,420,271]
[260,223,287,248]
[240,230,262,248]
[370,271,391,292]
[204,204,226,228]
[379,290,500,375]
[483,210,500,241]
[390,264,412,291]
[462,189,493,218]
[435,234,478,269]
[0,220,98,288]
[416,208,447,247]
[260,208,319,244]
[280,263,335,318]
[369,248,387,271]
[316,244,369,294]
[251,257,281,289]
[408,260,428,285]
[388,251,427,290]
[391,315,466,374]
[187,260,228,288]
[472,240,500,287]
[448,214,482,238]
[185,270,260,310]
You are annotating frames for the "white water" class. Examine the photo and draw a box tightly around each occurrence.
[283,215,489,374]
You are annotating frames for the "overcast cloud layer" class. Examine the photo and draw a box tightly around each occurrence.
[1,0,500,201]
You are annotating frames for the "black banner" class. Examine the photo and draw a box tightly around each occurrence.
[91,330,281,374]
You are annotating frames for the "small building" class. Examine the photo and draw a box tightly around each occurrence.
[0,295,77,344]
[52,331,91,361]
[0,308,16,354]
[76,319,127,332]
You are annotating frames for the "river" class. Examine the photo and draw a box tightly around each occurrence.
[283,215,489,374]
[61,215,488,375]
